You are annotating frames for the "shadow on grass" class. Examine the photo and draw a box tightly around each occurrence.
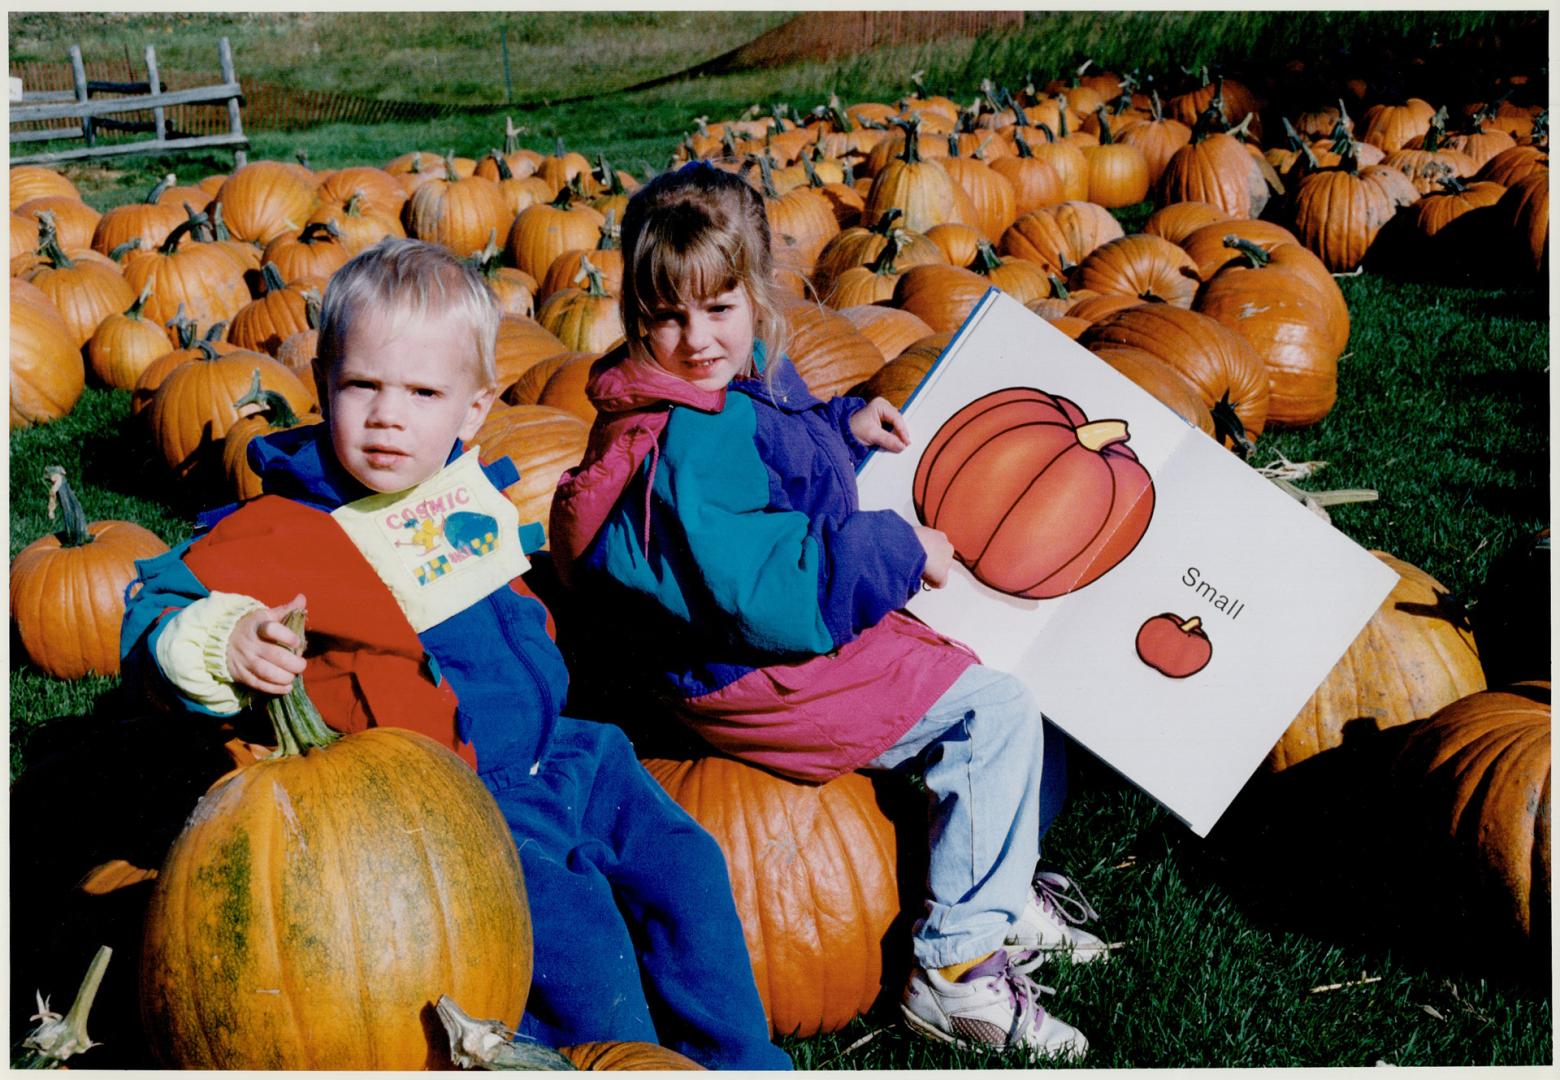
[10,699,266,1068]
[1202,722,1549,993]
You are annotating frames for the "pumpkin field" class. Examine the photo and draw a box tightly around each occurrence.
[8,10,1550,1070]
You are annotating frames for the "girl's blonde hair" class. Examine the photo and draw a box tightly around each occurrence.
[619,161,785,380]
[317,237,500,392]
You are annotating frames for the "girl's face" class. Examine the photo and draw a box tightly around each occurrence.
[645,286,755,392]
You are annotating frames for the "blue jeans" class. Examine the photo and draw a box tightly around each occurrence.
[865,665,1063,970]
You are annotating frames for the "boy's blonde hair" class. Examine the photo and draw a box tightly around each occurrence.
[317,237,500,391]
[619,161,785,378]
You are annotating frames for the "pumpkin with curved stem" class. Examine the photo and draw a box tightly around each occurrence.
[10,280,84,429]
[1291,137,1401,272]
[130,315,238,415]
[10,466,168,678]
[474,404,590,538]
[222,370,324,500]
[20,212,136,349]
[1083,108,1151,208]
[121,212,253,346]
[1385,111,1478,196]
[1069,233,1200,308]
[90,175,186,257]
[940,137,1018,243]
[753,155,839,280]
[142,611,532,1069]
[1021,123,1090,202]
[1079,304,1268,455]
[465,230,536,319]
[16,194,101,252]
[1266,552,1486,771]
[641,755,905,1038]
[812,208,945,298]
[506,185,606,283]
[88,283,174,390]
[541,209,624,302]
[1193,236,1339,427]
[1179,218,1302,280]
[1391,683,1549,954]
[229,263,314,357]
[1405,177,1508,242]
[262,219,352,285]
[215,160,318,246]
[315,165,407,221]
[915,386,1154,599]
[970,239,1051,305]
[403,151,511,259]
[824,227,912,308]
[536,256,624,355]
[987,131,1066,217]
[1168,72,1264,143]
[999,200,1124,276]
[1156,108,1272,220]
[780,297,886,399]
[1119,91,1193,184]
[863,116,975,235]
[147,341,316,478]
[1182,223,1349,355]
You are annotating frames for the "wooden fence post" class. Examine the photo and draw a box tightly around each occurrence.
[69,44,93,146]
[145,44,166,143]
[219,36,246,168]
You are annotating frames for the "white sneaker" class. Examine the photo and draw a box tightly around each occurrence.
[900,951,1089,1060]
[1006,870,1110,970]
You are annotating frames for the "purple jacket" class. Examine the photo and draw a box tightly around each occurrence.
[550,345,976,782]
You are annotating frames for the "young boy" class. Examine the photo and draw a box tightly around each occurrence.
[120,238,789,1071]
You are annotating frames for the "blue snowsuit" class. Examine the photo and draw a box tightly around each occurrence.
[119,423,790,1070]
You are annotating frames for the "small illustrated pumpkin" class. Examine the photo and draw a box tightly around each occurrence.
[10,466,168,678]
[640,755,905,1037]
[1135,613,1213,678]
[1391,683,1549,955]
[1266,552,1487,771]
[914,387,1155,599]
[142,612,533,1069]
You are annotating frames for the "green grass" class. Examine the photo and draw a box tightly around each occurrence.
[8,9,1550,1071]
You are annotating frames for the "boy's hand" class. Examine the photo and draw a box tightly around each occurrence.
[226,593,309,696]
[850,397,911,453]
[912,526,955,588]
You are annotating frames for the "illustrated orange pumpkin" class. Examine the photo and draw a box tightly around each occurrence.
[1390,683,1549,953]
[10,466,169,678]
[141,613,532,1069]
[914,386,1154,598]
[474,403,590,537]
[640,755,906,1037]
[1266,552,1486,771]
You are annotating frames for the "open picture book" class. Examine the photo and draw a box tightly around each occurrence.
[856,289,1399,837]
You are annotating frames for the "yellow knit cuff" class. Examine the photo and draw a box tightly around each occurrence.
[153,592,267,715]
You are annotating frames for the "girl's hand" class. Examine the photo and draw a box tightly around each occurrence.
[226,593,309,695]
[850,396,911,453]
[912,526,955,588]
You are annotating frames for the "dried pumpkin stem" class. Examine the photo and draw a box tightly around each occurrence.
[267,610,340,757]
[435,995,575,1071]
[1076,419,1130,451]
[43,466,92,549]
[16,945,112,1068]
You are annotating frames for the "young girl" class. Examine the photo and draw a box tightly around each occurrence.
[550,162,1104,1058]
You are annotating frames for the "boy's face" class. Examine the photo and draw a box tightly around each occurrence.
[327,306,496,493]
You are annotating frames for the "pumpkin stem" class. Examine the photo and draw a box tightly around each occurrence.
[302,289,323,331]
[1057,95,1073,138]
[166,304,197,349]
[867,230,904,275]
[259,261,288,295]
[572,254,609,298]
[489,150,514,182]
[203,320,230,345]
[893,114,924,164]
[1048,273,1070,299]
[842,160,857,186]
[266,610,340,757]
[1013,130,1035,158]
[1421,107,1450,153]
[15,945,112,1069]
[1211,391,1254,459]
[442,150,461,182]
[1223,235,1271,269]
[503,115,520,155]
[754,155,781,200]
[125,281,154,320]
[1035,121,1057,144]
[802,154,824,189]
[145,174,174,206]
[34,211,74,270]
[974,238,1004,275]
[435,995,575,1071]
[299,219,341,245]
[43,465,93,549]
[596,210,621,251]
[1095,106,1116,145]
[1150,88,1165,123]
[1075,419,1130,452]
[235,368,302,429]
[209,200,237,243]
[158,212,205,256]
[108,237,143,263]
[547,184,576,210]
[1179,616,1203,633]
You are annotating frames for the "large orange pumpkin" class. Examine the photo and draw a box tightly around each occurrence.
[863,117,975,235]
[120,213,254,347]
[141,617,532,1069]
[10,278,84,429]
[535,256,624,354]
[1391,682,1549,954]
[215,160,317,245]
[1068,233,1200,307]
[780,298,886,400]
[474,404,590,538]
[914,386,1154,598]
[10,466,169,679]
[1266,552,1487,771]
[640,755,905,1038]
